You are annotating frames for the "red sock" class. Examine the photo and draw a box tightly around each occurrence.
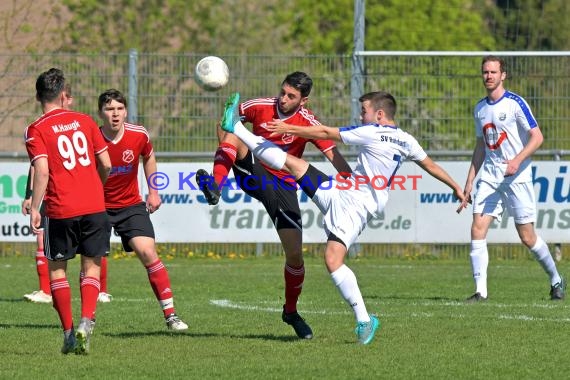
[284,264,305,314]
[50,278,73,331]
[213,142,237,186]
[100,256,108,293]
[80,276,100,320]
[146,260,175,317]
[35,250,51,295]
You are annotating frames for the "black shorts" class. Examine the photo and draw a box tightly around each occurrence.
[106,202,155,252]
[44,211,111,261]
[233,151,302,231]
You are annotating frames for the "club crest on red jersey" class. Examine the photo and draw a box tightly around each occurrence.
[122,149,135,163]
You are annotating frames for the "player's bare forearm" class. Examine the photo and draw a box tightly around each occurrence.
[267,120,342,142]
[31,159,48,212]
[514,127,543,164]
[323,147,352,176]
[416,157,465,204]
[96,151,112,184]
[143,154,161,212]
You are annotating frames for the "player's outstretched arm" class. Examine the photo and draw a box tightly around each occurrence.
[267,120,342,142]
[415,156,465,206]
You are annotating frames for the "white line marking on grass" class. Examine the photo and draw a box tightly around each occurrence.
[498,314,570,322]
[209,299,349,315]
[210,299,570,323]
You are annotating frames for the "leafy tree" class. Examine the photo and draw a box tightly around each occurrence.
[61,0,286,53]
[492,0,570,50]
[279,0,496,53]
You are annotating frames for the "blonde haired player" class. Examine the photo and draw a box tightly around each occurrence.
[459,55,565,302]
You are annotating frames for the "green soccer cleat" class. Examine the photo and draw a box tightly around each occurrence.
[355,315,380,345]
[221,92,240,133]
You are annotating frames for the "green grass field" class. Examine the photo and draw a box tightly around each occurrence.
[1,255,569,379]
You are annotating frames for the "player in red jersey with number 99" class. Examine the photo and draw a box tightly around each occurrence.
[25,68,112,354]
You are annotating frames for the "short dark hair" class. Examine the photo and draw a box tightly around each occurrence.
[98,88,127,111]
[35,68,65,104]
[359,91,397,119]
[482,55,507,73]
[282,71,313,98]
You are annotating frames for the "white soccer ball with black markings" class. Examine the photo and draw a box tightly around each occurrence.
[194,56,229,91]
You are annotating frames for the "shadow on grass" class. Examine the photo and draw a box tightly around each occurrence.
[365,294,461,302]
[104,331,301,342]
[0,323,59,330]
[104,331,217,338]
[0,297,33,302]
[230,334,301,342]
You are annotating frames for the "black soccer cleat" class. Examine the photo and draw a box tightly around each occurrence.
[465,292,488,303]
[282,307,313,339]
[550,277,566,300]
[196,169,221,205]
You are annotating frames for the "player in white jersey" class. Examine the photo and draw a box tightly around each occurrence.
[218,91,465,344]
[459,55,565,302]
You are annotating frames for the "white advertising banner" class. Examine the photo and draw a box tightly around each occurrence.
[1,161,569,243]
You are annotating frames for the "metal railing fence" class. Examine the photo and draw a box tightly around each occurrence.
[2,52,569,157]
[1,52,569,258]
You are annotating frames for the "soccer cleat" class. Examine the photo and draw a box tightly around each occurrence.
[165,313,189,331]
[550,277,566,300]
[97,292,113,303]
[196,169,221,205]
[220,92,240,133]
[281,308,313,339]
[61,329,77,354]
[75,317,93,355]
[355,315,380,345]
[465,292,488,303]
[24,290,52,304]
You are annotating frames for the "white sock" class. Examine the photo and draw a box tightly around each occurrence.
[530,236,561,286]
[470,239,488,298]
[233,121,287,170]
[330,264,369,323]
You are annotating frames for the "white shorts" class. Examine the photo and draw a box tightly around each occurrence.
[312,180,375,248]
[473,180,536,224]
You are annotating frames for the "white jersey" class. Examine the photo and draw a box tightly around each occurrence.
[338,123,427,215]
[474,90,538,183]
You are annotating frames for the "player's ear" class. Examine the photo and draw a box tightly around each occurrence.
[299,96,309,107]
[376,108,384,122]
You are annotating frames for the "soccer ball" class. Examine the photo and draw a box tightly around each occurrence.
[194,56,229,91]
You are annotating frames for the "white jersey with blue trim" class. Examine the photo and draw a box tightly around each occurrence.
[339,123,427,215]
[474,90,537,183]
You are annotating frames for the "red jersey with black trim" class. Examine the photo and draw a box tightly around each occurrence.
[25,108,108,218]
[240,97,335,179]
[101,123,153,209]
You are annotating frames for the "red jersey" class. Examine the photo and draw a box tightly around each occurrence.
[101,123,153,209]
[25,108,108,219]
[240,97,336,179]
